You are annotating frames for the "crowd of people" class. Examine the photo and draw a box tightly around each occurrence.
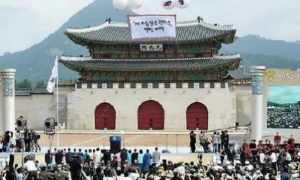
[189,130,230,154]
[0,130,40,153]
[0,116,41,153]
[0,130,299,179]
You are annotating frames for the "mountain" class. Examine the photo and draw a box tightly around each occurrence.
[223,35,300,60]
[0,1,300,82]
[0,0,127,82]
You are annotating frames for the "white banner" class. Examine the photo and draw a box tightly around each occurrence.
[47,56,58,93]
[129,15,176,40]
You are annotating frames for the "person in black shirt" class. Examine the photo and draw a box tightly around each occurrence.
[249,139,257,163]
[189,131,196,153]
[131,149,139,165]
[103,150,111,166]
[55,150,63,165]
[120,148,128,165]
[70,156,82,180]
[222,130,229,153]
[45,150,52,166]
[65,148,72,165]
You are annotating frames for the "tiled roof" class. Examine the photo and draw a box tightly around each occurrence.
[65,20,236,45]
[59,55,241,72]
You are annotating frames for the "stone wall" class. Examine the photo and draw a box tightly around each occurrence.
[9,82,254,131]
[67,82,237,131]
[14,87,72,130]
[15,94,56,130]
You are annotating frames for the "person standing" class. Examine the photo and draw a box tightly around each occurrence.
[270,150,278,175]
[70,156,82,180]
[152,147,161,166]
[249,139,257,163]
[55,150,64,165]
[94,148,102,165]
[138,149,144,171]
[103,149,111,166]
[65,148,72,165]
[274,132,281,146]
[199,131,207,153]
[23,158,38,179]
[45,150,52,166]
[120,148,128,166]
[127,149,132,166]
[131,149,138,165]
[220,130,229,153]
[212,132,218,153]
[142,149,152,173]
[189,131,196,153]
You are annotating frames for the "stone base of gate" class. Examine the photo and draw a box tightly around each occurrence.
[38,128,249,148]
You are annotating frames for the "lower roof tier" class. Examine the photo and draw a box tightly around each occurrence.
[59,54,241,73]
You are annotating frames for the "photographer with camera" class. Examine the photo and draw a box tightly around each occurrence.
[2,131,13,153]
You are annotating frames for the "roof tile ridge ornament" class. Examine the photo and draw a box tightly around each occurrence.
[177,19,234,31]
[177,19,234,30]
[213,54,241,59]
[66,21,128,34]
[60,56,92,61]
[199,21,234,31]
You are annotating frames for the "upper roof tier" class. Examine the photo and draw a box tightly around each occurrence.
[65,19,236,46]
[59,54,241,72]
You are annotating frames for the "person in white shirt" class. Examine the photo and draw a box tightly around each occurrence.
[286,152,292,162]
[15,168,24,180]
[259,151,265,167]
[23,159,38,179]
[152,147,161,166]
[95,148,102,165]
[270,150,278,175]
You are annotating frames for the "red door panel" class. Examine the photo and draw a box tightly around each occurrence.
[186,102,208,130]
[95,103,116,130]
[138,100,164,130]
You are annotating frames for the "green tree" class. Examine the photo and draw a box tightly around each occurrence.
[35,81,46,89]
[16,79,32,89]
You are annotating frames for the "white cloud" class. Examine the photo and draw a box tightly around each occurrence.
[0,0,94,55]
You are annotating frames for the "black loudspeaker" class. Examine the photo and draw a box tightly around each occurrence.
[110,136,121,154]
[9,154,14,168]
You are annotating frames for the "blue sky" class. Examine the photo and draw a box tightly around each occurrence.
[268,86,300,104]
[1,0,300,55]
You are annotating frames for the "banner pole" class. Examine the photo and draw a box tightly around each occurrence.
[56,56,60,147]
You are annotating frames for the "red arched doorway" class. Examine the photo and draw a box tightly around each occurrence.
[95,103,116,130]
[138,100,164,130]
[186,102,208,130]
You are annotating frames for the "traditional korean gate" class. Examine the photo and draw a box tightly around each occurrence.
[186,102,208,130]
[138,100,164,130]
[95,103,116,130]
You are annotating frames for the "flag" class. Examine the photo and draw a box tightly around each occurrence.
[47,56,58,93]
[176,0,190,8]
[162,0,175,9]
[178,0,184,5]
[162,0,190,9]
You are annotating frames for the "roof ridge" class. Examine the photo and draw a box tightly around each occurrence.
[60,54,241,62]
[66,19,234,34]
